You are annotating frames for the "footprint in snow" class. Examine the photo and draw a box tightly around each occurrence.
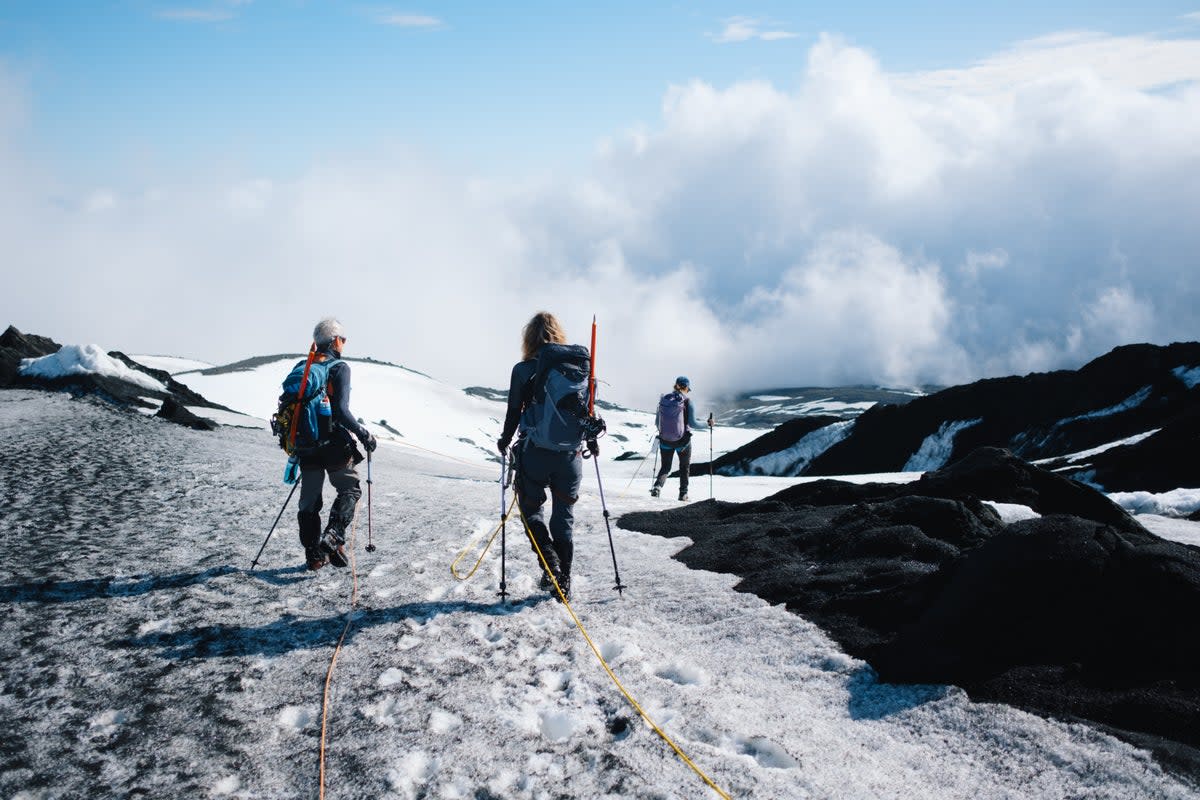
[538,669,572,693]
[378,667,406,687]
[387,750,438,798]
[429,709,462,734]
[363,697,405,727]
[735,735,801,769]
[276,705,317,732]
[654,661,706,686]
[539,709,580,742]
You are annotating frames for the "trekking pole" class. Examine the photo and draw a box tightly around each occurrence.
[621,435,658,492]
[498,454,509,602]
[592,457,627,595]
[251,481,300,571]
[651,438,659,492]
[365,451,376,552]
[708,413,714,500]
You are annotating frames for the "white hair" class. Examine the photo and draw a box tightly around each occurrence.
[313,317,345,346]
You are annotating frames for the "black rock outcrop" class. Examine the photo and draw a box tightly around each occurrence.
[2,325,232,429]
[717,342,1200,494]
[619,446,1200,779]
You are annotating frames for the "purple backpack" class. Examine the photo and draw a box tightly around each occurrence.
[657,391,687,441]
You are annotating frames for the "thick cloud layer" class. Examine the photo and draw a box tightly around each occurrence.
[3,32,1199,406]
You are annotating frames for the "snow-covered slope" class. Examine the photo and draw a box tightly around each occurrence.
[169,355,768,477]
[3,388,1195,799]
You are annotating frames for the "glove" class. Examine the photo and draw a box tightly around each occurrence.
[497,436,511,455]
[586,439,600,457]
[362,432,378,453]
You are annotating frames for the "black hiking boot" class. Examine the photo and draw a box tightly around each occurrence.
[305,547,327,571]
[555,573,571,602]
[679,491,688,501]
[320,530,349,568]
[538,571,553,591]
[650,486,660,497]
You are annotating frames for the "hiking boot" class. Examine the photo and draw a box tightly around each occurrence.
[305,547,327,571]
[320,530,349,568]
[554,573,572,602]
[679,491,688,502]
[650,486,660,497]
[538,571,553,591]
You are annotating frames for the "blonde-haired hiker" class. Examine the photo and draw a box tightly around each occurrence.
[497,312,603,600]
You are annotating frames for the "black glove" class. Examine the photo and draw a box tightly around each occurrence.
[586,439,599,457]
[497,436,511,455]
[362,432,377,452]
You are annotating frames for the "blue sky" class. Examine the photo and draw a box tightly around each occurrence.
[2,3,1200,400]
[3,1,1198,181]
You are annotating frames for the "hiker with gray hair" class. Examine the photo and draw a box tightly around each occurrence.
[651,376,710,502]
[296,317,377,571]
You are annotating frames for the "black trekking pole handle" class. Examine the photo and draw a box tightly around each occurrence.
[251,480,300,571]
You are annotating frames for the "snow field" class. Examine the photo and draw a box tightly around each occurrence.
[1,390,1196,798]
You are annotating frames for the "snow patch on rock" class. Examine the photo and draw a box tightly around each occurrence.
[743,420,855,476]
[1108,487,1200,517]
[1172,365,1200,389]
[20,344,166,392]
[904,418,982,472]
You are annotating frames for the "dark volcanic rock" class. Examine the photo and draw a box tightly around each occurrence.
[1070,402,1200,492]
[0,325,62,387]
[619,446,1200,778]
[3,325,233,430]
[747,341,1200,482]
[770,446,1143,534]
[156,397,218,431]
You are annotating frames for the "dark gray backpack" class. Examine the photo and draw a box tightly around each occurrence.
[521,344,591,451]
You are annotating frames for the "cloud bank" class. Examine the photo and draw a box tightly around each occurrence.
[3,32,1200,407]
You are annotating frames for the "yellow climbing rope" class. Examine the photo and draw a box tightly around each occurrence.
[450,495,517,580]
[318,512,360,799]
[513,502,734,800]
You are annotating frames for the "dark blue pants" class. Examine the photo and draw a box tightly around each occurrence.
[515,441,583,577]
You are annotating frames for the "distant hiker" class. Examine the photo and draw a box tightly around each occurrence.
[652,376,710,501]
[290,318,377,571]
[497,311,603,600]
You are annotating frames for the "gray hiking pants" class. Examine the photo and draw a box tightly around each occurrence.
[297,453,361,550]
[654,438,692,495]
[514,441,583,578]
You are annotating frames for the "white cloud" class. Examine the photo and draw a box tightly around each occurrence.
[897,30,1200,97]
[4,30,1200,404]
[710,17,798,44]
[376,13,444,29]
[1183,12,1200,24]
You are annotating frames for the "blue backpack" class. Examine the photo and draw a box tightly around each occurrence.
[521,344,591,451]
[657,391,688,442]
[271,357,339,454]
